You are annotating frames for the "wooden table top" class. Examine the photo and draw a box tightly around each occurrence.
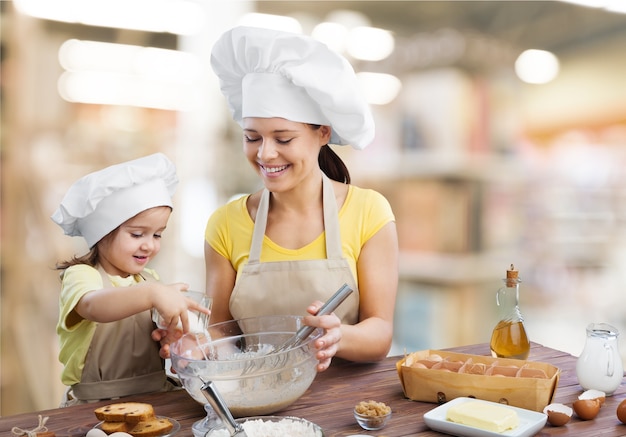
[3,342,625,437]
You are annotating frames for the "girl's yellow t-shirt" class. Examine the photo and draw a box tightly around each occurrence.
[56,264,156,385]
[205,185,395,284]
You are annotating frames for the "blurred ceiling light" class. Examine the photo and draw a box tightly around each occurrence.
[14,0,205,34]
[238,13,302,33]
[325,9,371,29]
[59,40,201,81]
[312,22,349,53]
[559,0,626,13]
[58,39,202,110]
[347,27,395,61]
[559,0,602,5]
[58,71,201,111]
[605,1,626,13]
[514,49,560,84]
[357,72,402,105]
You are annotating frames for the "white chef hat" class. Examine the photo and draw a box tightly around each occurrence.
[210,26,375,150]
[51,153,178,248]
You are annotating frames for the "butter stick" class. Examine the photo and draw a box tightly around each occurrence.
[446,401,519,432]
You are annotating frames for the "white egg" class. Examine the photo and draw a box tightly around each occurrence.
[86,429,108,437]
[109,433,134,437]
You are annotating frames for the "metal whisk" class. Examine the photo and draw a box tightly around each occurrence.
[273,283,353,353]
[242,283,354,374]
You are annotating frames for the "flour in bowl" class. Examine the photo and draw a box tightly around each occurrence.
[209,417,323,437]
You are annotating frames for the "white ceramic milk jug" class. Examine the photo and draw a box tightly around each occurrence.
[576,323,624,395]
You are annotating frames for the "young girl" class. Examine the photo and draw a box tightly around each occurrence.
[51,153,208,406]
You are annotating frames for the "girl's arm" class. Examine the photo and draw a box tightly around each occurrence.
[75,281,208,333]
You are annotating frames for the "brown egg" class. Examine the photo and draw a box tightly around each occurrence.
[543,403,572,426]
[617,399,626,424]
[573,399,601,420]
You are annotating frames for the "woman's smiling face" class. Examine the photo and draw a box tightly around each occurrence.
[243,117,331,191]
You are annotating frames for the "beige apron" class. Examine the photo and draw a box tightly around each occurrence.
[230,174,360,324]
[63,269,172,405]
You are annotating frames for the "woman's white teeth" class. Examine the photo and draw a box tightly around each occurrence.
[265,165,287,173]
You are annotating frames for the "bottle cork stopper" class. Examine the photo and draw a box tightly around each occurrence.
[507,264,518,278]
[506,264,519,285]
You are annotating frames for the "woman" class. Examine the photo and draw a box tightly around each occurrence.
[161,26,397,371]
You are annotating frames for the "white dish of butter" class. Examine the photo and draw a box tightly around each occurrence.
[423,397,547,437]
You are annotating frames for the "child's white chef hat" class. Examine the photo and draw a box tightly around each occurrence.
[51,153,178,248]
[210,26,375,150]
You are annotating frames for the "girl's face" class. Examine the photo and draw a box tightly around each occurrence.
[97,206,171,277]
[242,118,331,192]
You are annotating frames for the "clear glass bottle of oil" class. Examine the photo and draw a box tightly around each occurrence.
[490,264,530,360]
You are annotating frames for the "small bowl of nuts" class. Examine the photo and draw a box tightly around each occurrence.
[354,400,391,431]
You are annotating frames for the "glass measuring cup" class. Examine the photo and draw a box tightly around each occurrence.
[152,290,212,334]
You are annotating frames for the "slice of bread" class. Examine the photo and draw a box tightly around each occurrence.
[99,421,131,434]
[127,417,174,437]
[94,402,155,424]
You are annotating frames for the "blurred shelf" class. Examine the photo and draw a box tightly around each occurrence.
[399,250,518,285]
[350,151,528,183]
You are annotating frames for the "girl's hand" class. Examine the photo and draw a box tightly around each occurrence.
[151,284,211,357]
[304,301,342,372]
[151,283,191,333]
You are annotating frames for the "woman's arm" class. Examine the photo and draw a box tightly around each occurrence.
[204,241,237,324]
[342,220,399,360]
[305,220,399,367]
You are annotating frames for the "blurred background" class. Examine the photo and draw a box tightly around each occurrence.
[2,0,626,416]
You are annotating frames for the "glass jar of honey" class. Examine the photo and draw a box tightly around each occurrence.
[490,264,530,360]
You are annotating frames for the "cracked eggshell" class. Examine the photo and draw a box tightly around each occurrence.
[579,389,606,406]
[543,403,572,426]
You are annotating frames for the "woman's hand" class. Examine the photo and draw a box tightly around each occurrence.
[304,301,342,372]
[151,327,181,359]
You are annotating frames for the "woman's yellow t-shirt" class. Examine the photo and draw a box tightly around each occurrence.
[205,185,395,284]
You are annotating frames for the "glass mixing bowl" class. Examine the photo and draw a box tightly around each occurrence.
[169,315,323,437]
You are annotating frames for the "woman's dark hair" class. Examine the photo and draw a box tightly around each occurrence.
[55,247,99,271]
[309,124,351,184]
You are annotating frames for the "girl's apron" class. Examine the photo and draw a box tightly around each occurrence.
[64,270,172,405]
[230,173,360,324]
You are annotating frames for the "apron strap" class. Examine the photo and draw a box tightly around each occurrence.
[321,173,343,260]
[248,173,343,263]
[248,189,269,264]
